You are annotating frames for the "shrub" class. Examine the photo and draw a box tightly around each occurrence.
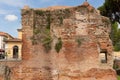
[55,38,62,53]
[42,34,52,53]
[118,75,120,80]
[35,10,44,15]
[114,42,120,51]
[76,37,83,47]
[59,16,63,25]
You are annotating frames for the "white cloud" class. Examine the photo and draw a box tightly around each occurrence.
[5,14,18,21]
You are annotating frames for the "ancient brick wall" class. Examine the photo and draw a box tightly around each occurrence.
[0,2,117,80]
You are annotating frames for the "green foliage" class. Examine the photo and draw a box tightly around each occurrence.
[65,8,69,12]
[32,9,72,53]
[118,75,120,80]
[110,22,120,51]
[114,42,120,51]
[33,29,40,35]
[43,37,52,53]
[65,9,70,15]
[55,38,62,53]
[98,0,120,51]
[35,10,44,15]
[32,10,53,52]
[32,28,52,52]
[98,0,120,23]
[41,12,52,53]
[41,29,52,53]
[59,17,63,25]
[76,38,83,47]
[43,12,51,48]
[110,22,117,45]
[98,5,107,16]
[46,13,51,29]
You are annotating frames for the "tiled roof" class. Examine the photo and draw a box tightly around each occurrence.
[0,31,22,42]
[0,32,13,39]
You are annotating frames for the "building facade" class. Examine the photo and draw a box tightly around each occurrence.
[0,29,22,60]
[0,32,13,59]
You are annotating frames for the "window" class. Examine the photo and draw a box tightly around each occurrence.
[0,49,5,59]
[13,46,19,58]
[100,49,107,63]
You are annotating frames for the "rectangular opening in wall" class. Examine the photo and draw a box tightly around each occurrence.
[100,49,107,63]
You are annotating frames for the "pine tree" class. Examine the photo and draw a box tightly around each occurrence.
[98,0,120,23]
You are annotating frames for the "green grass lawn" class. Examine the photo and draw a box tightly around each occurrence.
[118,75,120,80]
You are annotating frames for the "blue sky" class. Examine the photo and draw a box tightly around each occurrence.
[0,0,104,37]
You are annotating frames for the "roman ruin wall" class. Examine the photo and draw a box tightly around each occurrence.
[0,2,117,80]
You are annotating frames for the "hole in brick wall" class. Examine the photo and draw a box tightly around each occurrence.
[100,49,107,63]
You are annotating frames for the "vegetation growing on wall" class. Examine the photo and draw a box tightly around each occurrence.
[55,38,62,53]
[42,29,52,53]
[65,9,70,14]
[35,10,44,16]
[58,16,63,25]
[31,8,71,53]
[33,29,40,35]
[32,10,52,52]
[22,9,33,15]
[76,37,84,47]
[46,12,51,29]
[33,28,52,52]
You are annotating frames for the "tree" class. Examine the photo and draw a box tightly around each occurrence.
[98,0,120,51]
[110,22,118,45]
[110,22,120,51]
[98,0,120,23]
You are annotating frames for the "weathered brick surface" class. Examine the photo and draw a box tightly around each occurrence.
[0,1,117,80]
